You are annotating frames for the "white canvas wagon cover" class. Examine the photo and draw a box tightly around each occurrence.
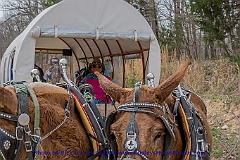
[0,0,161,86]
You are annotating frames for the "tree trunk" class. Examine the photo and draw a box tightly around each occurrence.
[174,0,184,57]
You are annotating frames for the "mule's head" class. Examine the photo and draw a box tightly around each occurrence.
[95,61,191,160]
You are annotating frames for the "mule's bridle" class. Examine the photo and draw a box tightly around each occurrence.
[104,83,176,160]
[105,83,211,160]
[118,102,176,160]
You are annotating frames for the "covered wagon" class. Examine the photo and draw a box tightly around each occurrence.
[0,0,161,87]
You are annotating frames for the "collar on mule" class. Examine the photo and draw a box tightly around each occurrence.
[59,83,112,160]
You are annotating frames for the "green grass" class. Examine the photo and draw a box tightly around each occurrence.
[227,55,240,67]
[125,70,142,88]
[211,127,224,158]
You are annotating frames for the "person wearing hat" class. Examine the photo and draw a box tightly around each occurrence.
[81,58,112,104]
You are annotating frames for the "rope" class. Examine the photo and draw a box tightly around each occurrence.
[26,86,41,160]
[27,86,40,136]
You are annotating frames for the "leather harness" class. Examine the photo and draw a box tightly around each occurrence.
[0,81,111,160]
[0,81,210,160]
[0,82,72,160]
[172,87,210,160]
[0,82,34,160]
[60,83,113,160]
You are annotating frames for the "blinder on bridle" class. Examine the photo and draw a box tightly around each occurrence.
[104,82,176,160]
[0,115,19,160]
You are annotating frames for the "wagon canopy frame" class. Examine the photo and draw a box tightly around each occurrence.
[0,0,161,87]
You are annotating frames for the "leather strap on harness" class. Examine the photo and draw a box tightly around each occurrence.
[124,83,142,153]
[124,112,140,152]
[133,82,142,102]
[0,112,18,121]
[60,84,110,160]
[173,86,210,160]
[118,103,175,160]
[0,82,42,160]
[14,83,33,160]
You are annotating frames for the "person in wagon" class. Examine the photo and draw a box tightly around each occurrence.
[45,66,54,82]
[81,58,113,104]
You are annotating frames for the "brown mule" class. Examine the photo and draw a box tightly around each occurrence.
[0,83,92,160]
[94,61,212,160]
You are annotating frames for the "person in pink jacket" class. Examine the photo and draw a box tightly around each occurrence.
[81,58,112,104]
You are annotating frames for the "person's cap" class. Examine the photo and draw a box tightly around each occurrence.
[89,58,105,71]
[90,58,102,65]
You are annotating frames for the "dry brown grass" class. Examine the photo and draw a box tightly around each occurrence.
[160,46,239,97]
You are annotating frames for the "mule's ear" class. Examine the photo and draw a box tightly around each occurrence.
[152,61,191,103]
[94,71,129,103]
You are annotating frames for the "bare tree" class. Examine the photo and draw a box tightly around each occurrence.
[0,0,57,59]
[125,0,159,37]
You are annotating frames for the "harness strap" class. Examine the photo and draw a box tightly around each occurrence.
[173,86,210,160]
[124,112,140,152]
[124,83,142,153]
[191,100,210,159]
[87,147,109,160]
[62,84,110,160]
[133,82,142,102]
[0,112,18,121]
[180,96,197,159]
[88,132,110,160]
[195,110,211,156]
[14,83,33,160]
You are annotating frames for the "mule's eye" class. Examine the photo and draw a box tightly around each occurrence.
[154,132,165,143]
